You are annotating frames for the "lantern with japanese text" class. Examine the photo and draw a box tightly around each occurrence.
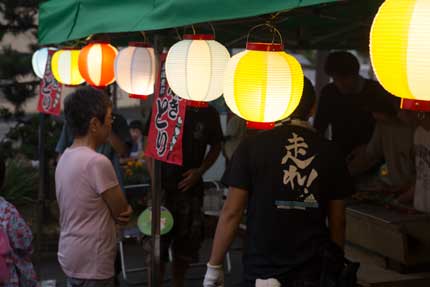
[51,48,85,86]
[32,47,56,78]
[165,34,230,103]
[114,42,157,100]
[78,41,117,88]
[223,42,304,127]
[370,0,430,101]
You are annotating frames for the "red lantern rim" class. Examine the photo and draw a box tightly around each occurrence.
[183,34,215,40]
[57,47,80,51]
[246,121,275,130]
[246,42,284,52]
[88,40,111,45]
[128,42,153,48]
[401,99,430,112]
[186,100,209,108]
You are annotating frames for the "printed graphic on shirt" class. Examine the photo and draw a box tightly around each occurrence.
[276,133,319,210]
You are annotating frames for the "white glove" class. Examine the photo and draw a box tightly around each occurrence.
[203,263,224,287]
[255,278,281,287]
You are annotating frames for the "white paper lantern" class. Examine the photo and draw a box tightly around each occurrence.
[114,42,157,99]
[32,47,56,78]
[224,42,304,125]
[166,34,230,102]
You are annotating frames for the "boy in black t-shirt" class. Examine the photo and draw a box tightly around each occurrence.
[204,78,353,287]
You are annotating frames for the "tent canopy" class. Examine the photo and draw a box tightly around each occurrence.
[38,0,383,49]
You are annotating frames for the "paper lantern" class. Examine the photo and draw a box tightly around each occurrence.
[114,42,157,100]
[370,0,430,100]
[32,48,56,78]
[51,48,85,86]
[79,41,117,88]
[166,34,230,102]
[223,42,304,126]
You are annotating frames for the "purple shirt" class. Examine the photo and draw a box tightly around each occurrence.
[55,147,119,279]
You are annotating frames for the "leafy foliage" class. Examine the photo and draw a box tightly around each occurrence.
[0,115,63,160]
[2,159,38,205]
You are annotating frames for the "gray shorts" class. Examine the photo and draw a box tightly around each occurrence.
[66,277,115,287]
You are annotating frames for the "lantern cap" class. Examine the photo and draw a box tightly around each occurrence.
[183,34,215,41]
[88,40,111,45]
[401,99,430,112]
[246,121,275,130]
[128,42,152,48]
[246,42,284,52]
[186,100,209,108]
[57,47,80,51]
[129,94,149,100]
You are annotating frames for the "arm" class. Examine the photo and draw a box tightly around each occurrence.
[328,200,346,250]
[178,142,221,191]
[208,187,248,266]
[313,93,331,136]
[347,145,379,176]
[102,185,132,224]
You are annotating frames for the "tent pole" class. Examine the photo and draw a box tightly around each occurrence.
[151,159,161,286]
[150,34,162,287]
[36,113,47,273]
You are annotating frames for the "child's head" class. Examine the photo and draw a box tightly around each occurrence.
[0,158,5,193]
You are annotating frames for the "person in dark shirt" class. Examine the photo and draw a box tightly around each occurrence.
[204,78,353,287]
[314,51,397,158]
[145,104,223,287]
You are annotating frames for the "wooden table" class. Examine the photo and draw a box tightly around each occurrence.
[346,202,430,269]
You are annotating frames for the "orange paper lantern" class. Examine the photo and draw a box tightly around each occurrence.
[78,41,117,88]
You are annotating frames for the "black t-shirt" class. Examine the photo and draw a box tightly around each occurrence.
[161,105,223,189]
[222,121,353,281]
[314,79,394,158]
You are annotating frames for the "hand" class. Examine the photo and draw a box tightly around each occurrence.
[203,263,224,287]
[178,168,202,192]
[117,205,133,225]
[255,279,281,287]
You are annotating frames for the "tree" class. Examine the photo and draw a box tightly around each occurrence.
[0,0,39,116]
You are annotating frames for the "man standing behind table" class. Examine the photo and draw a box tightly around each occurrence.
[314,51,395,159]
[204,78,353,287]
[146,103,223,287]
[55,87,132,286]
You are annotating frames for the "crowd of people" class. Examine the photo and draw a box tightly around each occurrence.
[1,50,429,287]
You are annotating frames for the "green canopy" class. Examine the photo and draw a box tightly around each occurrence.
[38,0,336,45]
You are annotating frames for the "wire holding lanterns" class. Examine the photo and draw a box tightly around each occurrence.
[165,24,230,105]
[223,22,304,129]
[370,0,430,108]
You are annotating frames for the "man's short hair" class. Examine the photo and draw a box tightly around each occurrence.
[64,87,111,137]
[290,77,315,120]
[129,120,144,132]
[324,51,360,77]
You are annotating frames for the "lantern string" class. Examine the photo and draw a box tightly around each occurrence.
[246,23,283,45]
[208,22,216,39]
[175,28,183,41]
[140,31,148,43]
